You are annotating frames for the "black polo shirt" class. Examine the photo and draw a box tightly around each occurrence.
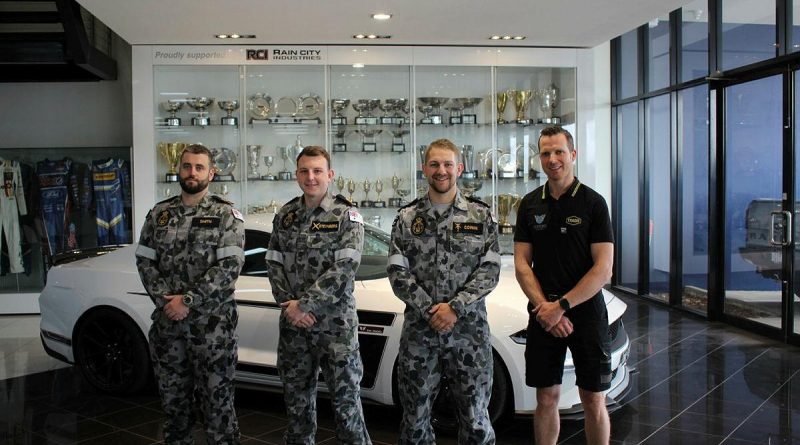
[514,178,613,311]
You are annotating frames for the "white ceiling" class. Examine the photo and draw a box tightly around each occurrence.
[76,0,691,48]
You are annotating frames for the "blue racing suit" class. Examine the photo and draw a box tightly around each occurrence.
[91,158,131,245]
[36,158,72,256]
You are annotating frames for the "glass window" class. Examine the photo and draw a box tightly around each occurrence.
[678,86,709,314]
[617,103,640,291]
[793,0,800,52]
[722,0,777,71]
[647,15,671,91]
[681,0,709,81]
[646,95,671,302]
[617,30,639,100]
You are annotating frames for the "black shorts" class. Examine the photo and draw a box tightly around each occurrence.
[525,306,612,392]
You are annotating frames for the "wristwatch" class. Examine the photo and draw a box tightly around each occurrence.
[558,297,570,311]
[182,294,194,307]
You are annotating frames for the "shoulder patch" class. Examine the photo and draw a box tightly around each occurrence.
[466,196,490,208]
[335,194,354,206]
[231,208,244,222]
[348,209,363,224]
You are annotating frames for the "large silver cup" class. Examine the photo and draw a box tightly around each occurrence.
[186,97,215,126]
[218,100,240,126]
[461,145,476,178]
[538,84,560,124]
[246,145,261,179]
[161,100,183,126]
[262,155,276,180]
[331,99,350,125]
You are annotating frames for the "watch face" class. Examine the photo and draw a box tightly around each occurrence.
[183,295,193,306]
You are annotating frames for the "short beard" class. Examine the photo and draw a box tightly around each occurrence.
[428,176,453,194]
[179,177,209,195]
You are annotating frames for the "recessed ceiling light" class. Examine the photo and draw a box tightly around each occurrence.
[215,34,256,39]
[354,34,366,39]
[353,34,390,39]
[371,13,392,20]
[367,34,377,39]
[513,36,526,40]
[501,35,512,40]
[216,34,228,39]
[490,35,501,40]
[230,34,241,38]
[353,63,365,68]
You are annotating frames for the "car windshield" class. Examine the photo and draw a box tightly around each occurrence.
[242,225,390,281]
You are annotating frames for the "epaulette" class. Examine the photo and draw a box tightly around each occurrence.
[335,194,354,206]
[399,198,420,210]
[210,195,234,206]
[285,196,301,205]
[155,195,179,205]
[466,196,490,208]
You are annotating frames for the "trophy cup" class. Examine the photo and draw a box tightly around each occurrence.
[158,142,185,182]
[161,100,183,126]
[537,84,561,124]
[446,98,464,125]
[379,100,396,125]
[373,179,386,208]
[333,127,349,152]
[459,175,483,198]
[186,97,215,126]
[417,97,449,125]
[262,155,276,180]
[217,100,240,126]
[347,179,357,205]
[336,176,346,197]
[388,98,408,124]
[417,144,427,179]
[278,146,293,180]
[389,175,403,207]
[513,90,534,125]
[248,93,272,122]
[361,179,373,207]
[353,99,380,125]
[460,145,477,179]
[266,199,280,213]
[211,147,237,181]
[397,187,410,206]
[356,127,382,152]
[417,103,434,124]
[497,194,521,234]
[460,97,483,124]
[331,99,350,125]
[496,90,510,124]
[276,136,304,179]
[391,129,409,152]
[297,93,321,123]
[246,145,261,179]
[274,96,299,123]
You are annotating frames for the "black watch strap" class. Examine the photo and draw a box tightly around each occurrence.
[558,298,570,311]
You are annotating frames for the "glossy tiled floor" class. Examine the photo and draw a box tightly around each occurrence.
[2,294,800,444]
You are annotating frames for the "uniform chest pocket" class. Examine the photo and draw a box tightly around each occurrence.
[189,228,219,246]
[306,232,338,250]
[155,227,176,244]
[450,234,484,256]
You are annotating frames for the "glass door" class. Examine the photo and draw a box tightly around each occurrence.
[723,74,784,330]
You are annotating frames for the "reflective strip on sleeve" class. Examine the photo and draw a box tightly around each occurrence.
[217,246,244,260]
[265,249,284,264]
[388,254,410,269]
[334,247,362,263]
[481,250,501,265]
[135,244,157,260]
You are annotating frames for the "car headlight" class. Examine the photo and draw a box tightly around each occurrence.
[510,328,526,345]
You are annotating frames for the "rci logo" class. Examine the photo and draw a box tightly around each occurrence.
[566,216,582,226]
[246,49,269,60]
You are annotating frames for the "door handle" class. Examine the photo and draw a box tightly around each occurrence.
[770,210,792,246]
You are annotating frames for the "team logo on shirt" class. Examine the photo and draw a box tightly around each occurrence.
[282,211,296,228]
[411,215,426,235]
[566,216,582,226]
[534,214,546,224]
[157,210,170,227]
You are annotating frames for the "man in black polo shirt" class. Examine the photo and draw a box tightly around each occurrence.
[513,126,614,445]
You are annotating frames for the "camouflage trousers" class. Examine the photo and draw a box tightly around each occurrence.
[277,323,372,445]
[397,318,495,445]
[149,305,239,445]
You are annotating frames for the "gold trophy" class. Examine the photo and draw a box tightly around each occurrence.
[497,194,521,234]
[496,90,510,124]
[373,178,386,208]
[336,176,346,197]
[158,142,185,182]
[513,90,534,124]
[347,179,357,205]
[389,174,403,207]
[361,179,373,207]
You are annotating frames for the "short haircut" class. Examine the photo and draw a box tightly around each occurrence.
[297,145,331,169]
[424,138,460,163]
[538,126,575,151]
[180,144,213,167]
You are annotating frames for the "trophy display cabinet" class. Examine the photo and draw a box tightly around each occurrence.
[139,45,598,246]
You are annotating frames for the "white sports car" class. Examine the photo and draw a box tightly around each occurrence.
[39,216,631,425]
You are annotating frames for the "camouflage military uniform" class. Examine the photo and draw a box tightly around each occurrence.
[388,191,501,445]
[265,193,371,445]
[135,193,245,445]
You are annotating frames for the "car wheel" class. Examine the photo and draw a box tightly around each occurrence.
[430,354,511,433]
[74,307,151,395]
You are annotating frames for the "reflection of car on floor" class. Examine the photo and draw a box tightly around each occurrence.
[39,216,632,425]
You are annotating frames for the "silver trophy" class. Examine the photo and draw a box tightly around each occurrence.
[297,93,321,122]
[248,93,272,121]
[391,129,409,152]
[333,127,349,152]
[356,127,382,152]
[331,99,350,125]
[186,97,215,126]
[417,144,427,179]
[353,99,380,125]
[218,100,240,126]
[459,97,483,124]
[389,175,403,207]
[211,147,236,181]
[446,98,465,125]
[417,97,449,124]
[537,84,560,124]
[246,145,262,179]
[262,155,276,180]
[461,145,477,178]
[278,146,293,180]
[161,100,183,126]
[274,96,299,123]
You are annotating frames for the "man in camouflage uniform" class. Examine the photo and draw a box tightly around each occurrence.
[388,138,501,444]
[135,144,245,445]
[265,146,371,445]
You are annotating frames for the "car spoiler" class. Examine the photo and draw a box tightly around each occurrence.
[51,245,127,266]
